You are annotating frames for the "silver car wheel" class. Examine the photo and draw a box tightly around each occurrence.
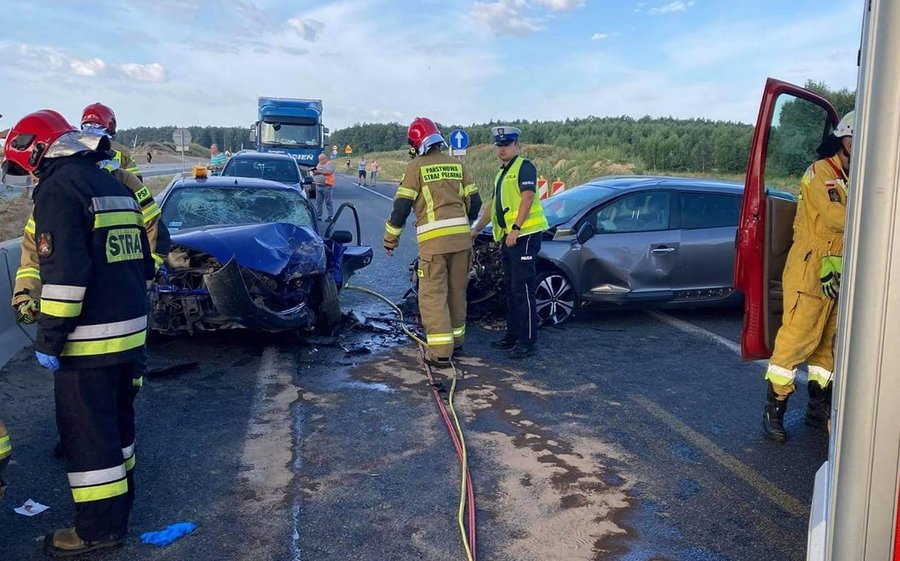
[535,272,575,325]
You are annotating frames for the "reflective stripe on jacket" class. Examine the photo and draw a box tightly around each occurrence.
[384,150,478,256]
[490,157,548,242]
[32,155,154,368]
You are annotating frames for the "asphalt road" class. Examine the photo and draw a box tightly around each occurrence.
[0,172,826,561]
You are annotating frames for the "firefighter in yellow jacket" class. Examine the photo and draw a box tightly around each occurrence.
[80,103,142,178]
[384,118,481,367]
[0,420,10,502]
[763,111,854,443]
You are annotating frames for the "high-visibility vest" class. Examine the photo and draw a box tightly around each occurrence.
[491,157,548,242]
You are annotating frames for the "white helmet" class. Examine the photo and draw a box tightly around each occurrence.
[834,110,854,138]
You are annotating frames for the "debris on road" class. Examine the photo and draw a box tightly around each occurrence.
[343,345,372,357]
[140,522,198,547]
[13,499,49,517]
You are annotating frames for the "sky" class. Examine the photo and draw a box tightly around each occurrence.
[0,0,864,131]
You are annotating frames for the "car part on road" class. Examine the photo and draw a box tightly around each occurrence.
[345,283,477,561]
[534,270,577,326]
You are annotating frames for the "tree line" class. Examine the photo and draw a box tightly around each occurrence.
[329,80,855,175]
[116,126,252,153]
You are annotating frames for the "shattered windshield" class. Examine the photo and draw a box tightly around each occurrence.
[162,186,315,232]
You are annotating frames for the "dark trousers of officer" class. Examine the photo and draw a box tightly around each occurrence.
[501,233,542,346]
[55,361,138,541]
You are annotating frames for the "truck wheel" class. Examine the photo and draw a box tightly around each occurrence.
[316,274,342,334]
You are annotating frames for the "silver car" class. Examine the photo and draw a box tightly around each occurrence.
[484,176,745,325]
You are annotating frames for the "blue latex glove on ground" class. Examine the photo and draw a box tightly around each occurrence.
[140,522,197,547]
[35,352,60,371]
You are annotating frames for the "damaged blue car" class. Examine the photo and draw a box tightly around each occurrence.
[151,174,372,334]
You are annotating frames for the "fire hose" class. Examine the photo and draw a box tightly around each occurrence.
[345,284,477,561]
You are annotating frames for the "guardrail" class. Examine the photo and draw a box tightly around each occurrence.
[0,238,36,368]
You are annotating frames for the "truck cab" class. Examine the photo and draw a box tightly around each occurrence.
[251,97,329,169]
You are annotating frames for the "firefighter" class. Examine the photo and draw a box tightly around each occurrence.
[3,110,154,556]
[0,420,10,502]
[384,117,481,367]
[81,102,142,178]
[471,126,549,359]
[762,111,854,443]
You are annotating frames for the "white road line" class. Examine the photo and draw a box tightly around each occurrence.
[646,310,808,384]
[336,174,392,202]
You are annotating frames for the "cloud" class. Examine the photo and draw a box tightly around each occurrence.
[70,58,106,76]
[472,0,543,37]
[120,62,167,82]
[531,0,585,11]
[287,18,324,42]
[591,33,609,41]
[649,1,694,15]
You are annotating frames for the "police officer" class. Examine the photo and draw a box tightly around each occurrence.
[762,111,854,443]
[0,420,10,502]
[3,110,154,556]
[384,117,481,367]
[472,126,548,359]
[81,103,142,179]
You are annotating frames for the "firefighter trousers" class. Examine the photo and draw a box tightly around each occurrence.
[55,362,138,541]
[0,420,10,500]
[501,233,542,346]
[418,250,472,360]
[766,248,839,397]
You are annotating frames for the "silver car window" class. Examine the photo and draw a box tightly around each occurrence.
[596,192,671,233]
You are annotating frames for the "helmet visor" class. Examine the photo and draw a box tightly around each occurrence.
[45,131,110,159]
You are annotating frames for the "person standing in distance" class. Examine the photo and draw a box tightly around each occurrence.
[313,153,336,221]
[472,126,549,359]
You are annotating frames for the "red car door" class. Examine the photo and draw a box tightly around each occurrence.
[734,78,839,359]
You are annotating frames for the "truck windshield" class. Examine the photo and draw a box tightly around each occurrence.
[260,123,319,147]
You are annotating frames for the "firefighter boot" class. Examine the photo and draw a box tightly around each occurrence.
[805,381,832,431]
[44,528,124,558]
[763,384,789,443]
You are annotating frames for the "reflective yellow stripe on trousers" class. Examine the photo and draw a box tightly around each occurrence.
[0,434,11,459]
[68,464,128,503]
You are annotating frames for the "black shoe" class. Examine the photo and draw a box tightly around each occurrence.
[763,383,789,443]
[424,356,452,369]
[805,381,832,431]
[490,336,516,350]
[508,344,535,360]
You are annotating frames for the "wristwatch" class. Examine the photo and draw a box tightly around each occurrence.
[511,224,522,231]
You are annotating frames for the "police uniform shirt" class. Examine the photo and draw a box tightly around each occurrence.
[494,155,537,229]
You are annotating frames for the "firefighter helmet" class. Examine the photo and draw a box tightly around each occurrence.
[81,102,118,136]
[407,117,445,156]
[834,110,854,138]
[2,110,110,176]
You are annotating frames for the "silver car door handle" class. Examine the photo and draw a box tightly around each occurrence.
[651,247,676,254]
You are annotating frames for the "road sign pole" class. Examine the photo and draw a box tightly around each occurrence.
[180,130,185,176]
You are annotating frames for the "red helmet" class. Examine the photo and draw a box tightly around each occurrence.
[2,110,77,176]
[407,117,445,156]
[81,102,117,136]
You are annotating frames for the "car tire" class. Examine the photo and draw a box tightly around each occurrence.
[534,270,576,326]
[316,274,342,334]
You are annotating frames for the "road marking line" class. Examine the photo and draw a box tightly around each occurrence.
[630,394,808,516]
[336,174,392,202]
[646,311,808,384]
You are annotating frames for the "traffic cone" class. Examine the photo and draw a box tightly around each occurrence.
[551,178,565,196]
[538,176,549,200]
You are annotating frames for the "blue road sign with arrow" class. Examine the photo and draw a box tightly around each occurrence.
[449,129,469,150]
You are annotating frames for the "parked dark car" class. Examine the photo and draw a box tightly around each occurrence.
[220,151,312,193]
[152,174,372,334]
[410,176,744,325]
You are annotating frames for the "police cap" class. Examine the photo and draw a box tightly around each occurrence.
[491,125,521,146]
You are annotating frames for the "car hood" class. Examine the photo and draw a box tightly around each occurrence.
[171,222,326,277]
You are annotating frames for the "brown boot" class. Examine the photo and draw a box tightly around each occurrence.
[43,528,124,558]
